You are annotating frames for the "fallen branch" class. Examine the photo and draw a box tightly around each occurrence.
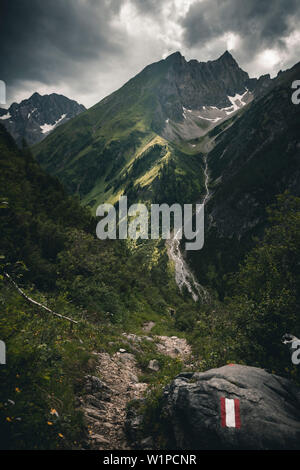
[4,272,78,325]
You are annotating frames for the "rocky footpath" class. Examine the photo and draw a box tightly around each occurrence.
[128,364,300,450]
[81,351,148,450]
[80,334,300,451]
[79,328,192,450]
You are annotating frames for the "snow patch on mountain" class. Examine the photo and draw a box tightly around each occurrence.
[162,81,253,143]
[40,114,67,134]
[0,112,11,120]
[0,93,86,146]
[198,115,222,123]
[221,89,249,115]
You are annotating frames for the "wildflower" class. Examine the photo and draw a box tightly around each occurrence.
[50,408,59,417]
[58,433,64,438]
[47,421,53,426]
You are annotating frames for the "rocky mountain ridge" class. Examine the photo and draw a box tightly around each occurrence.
[188,59,300,294]
[33,50,272,207]
[32,51,300,299]
[0,92,86,145]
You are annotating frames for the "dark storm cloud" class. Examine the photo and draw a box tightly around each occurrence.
[182,0,300,58]
[2,0,300,107]
[0,0,124,96]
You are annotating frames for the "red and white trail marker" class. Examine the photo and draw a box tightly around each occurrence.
[220,397,241,428]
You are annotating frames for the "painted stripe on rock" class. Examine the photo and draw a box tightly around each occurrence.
[234,398,241,428]
[220,397,241,428]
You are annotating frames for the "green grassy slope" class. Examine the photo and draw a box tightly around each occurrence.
[0,124,202,449]
[33,57,173,209]
[33,51,253,211]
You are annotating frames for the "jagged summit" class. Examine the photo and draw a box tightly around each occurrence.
[34,51,296,209]
[0,92,86,145]
[34,49,259,206]
[216,50,241,68]
[164,50,239,67]
[164,51,185,62]
[218,50,235,60]
[30,91,42,98]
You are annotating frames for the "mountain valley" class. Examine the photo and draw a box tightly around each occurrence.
[1,49,300,450]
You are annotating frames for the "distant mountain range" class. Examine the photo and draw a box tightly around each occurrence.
[0,92,86,146]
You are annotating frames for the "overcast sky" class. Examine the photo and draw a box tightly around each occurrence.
[1,0,300,108]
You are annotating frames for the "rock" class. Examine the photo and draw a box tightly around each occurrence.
[162,365,300,450]
[90,434,110,445]
[142,321,156,333]
[84,395,106,410]
[119,348,126,353]
[84,375,111,400]
[84,375,106,393]
[122,333,141,343]
[155,336,191,358]
[131,383,148,398]
[145,337,154,342]
[125,399,145,445]
[129,373,139,383]
[118,353,136,365]
[85,407,106,420]
[140,436,154,449]
[148,359,160,372]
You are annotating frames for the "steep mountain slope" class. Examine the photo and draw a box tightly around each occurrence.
[33,51,300,301]
[0,123,202,449]
[34,51,264,210]
[0,92,85,146]
[188,60,300,296]
[0,123,92,289]
[32,50,300,302]
[2,104,300,451]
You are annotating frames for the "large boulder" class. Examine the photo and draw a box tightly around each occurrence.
[162,365,300,450]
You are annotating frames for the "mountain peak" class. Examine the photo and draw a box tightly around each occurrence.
[164,51,185,63]
[218,50,238,64]
[2,92,86,146]
[30,91,42,99]
[221,50,233,58]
